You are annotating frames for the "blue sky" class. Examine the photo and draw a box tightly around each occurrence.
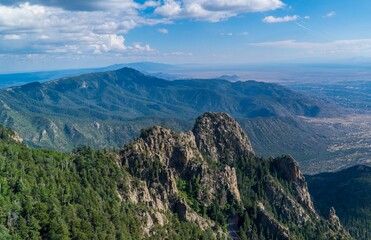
[1,0,371,72]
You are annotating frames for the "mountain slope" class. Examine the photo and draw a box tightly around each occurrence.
[120,112,350,239]
[0,67,338,153]
[0,62,176,89]
[306,165,371,240]
[0,113,352,239]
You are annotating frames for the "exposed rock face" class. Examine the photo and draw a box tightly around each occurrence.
[257,202,290,240]
[193,112,254,163]
[270,155,315,212]
[10,131,23,143]
[120,113,247,235]
[118,112,351,239]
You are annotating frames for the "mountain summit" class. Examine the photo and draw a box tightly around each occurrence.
[120,112,351,239]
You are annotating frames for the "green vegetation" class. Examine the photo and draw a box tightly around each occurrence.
[146,214,216,240]
[0,116,359,240]
[0,141,142,239]
[306,165,371,240]
[234,155,351,240]
[0,126,219,239]
[0,67,332,153]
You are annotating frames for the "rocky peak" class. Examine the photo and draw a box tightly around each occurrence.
[192,112,254,163]
[271,155,303,182]
[119,113,351,239]
[270,155,316,213]
[120,114,246,236]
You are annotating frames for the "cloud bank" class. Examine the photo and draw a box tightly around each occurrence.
[0,2,162,56]
[155,0,285,22]
[251,39,371,55]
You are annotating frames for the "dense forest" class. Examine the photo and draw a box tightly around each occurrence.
[0,126,219,239]
[306,166,371,240]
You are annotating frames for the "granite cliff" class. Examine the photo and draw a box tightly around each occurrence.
[119,112,351,239]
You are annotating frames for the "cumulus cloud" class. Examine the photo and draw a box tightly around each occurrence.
[158,28,169,34]
[155,0,285,22]
[0,0,140,11]
[91,35,127,54]
[0,2,159,56]
[0,0,290,69]
[262,15,298,23]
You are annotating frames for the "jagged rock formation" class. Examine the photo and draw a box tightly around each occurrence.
[119,112,351,239]
[120,113,247,236]
[193,112,254,163]
[0,116,354,240]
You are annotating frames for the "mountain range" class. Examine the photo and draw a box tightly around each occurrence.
[0,67,344,172]
[0,62,176,89]
[0,112,352,239]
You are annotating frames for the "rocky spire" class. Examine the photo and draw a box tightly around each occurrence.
[192,112,254,163]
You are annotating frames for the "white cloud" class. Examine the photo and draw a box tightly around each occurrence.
[155,0,284,22]
[158,28,169,34]
[143,1,160,8]
[0,0,142,12]
[3,34,22,40]
[39,35,50,39]
[155,0,183,17]
[324,11,336,17]
[251,39,371,55]
[0,2,159,56]
[92,34,127,54]
[130,43,155,52]
[262,15,298,23]
[304,16,310,19]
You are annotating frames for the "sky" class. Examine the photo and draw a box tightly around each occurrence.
[1,0,371,72]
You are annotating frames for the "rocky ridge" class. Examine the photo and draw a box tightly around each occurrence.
[119,112,351,239]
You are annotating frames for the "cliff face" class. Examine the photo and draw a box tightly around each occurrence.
[119,112,351,239]
[192,112,254,163]
[120,113,247,236]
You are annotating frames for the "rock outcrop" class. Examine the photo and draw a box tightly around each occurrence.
[120,113,248,236]
[193,112,254,163]
[118,112,351,239]
[270,155,316,213]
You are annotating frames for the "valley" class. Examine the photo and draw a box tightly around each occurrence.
[0,67,369,174]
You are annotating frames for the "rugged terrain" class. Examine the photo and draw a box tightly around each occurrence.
[0,113,352,239]
[306,165,371,240]
[119,112,350,239]
[0,67,350,173]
